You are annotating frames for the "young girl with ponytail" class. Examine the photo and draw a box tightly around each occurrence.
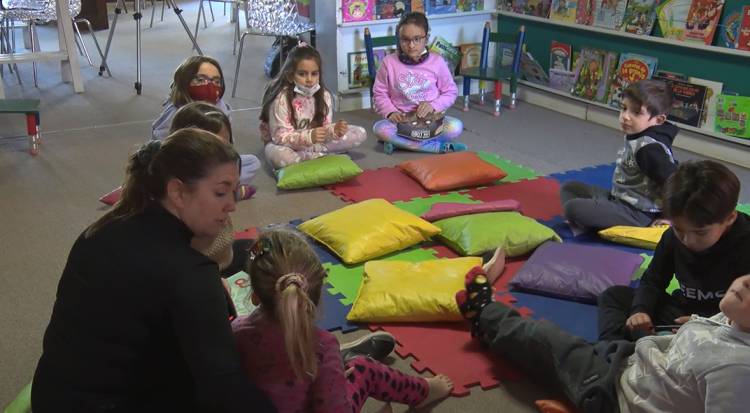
[232,229,454,412]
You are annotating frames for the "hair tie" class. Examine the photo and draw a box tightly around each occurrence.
[136,140,162,172]
[275,272,307,294]
[298,40,308,48]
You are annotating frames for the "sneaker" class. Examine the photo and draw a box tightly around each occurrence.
[340,331,396,363]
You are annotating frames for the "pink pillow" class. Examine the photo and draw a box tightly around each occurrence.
[421,199,521,221]
[99,186,122,206]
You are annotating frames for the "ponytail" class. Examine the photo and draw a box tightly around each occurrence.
[276,273,318,380]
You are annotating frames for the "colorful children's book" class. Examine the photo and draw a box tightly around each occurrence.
[459,43,482,70]
[430,36,462,74]
[521,52,550,85]
[375,0,411,19]
[550,41,572,70]
[348,51,370,88]
[607,53,659,108]
[426,0,458,14]
[498,0,515,11]
[716,2,744,48]
[620,0,661,35]
[683,0,725,44]
[496,42,517,66]
[653,69,687,81]
[738,6,750,50]
[656,0,692,41]
[576,0,597,24]
[549,68,577,92]
[550,0,579,22]
[716,94,750,138]
[571,48,614,102]
[372,48,395,72]
[594,0,628,29]
[457,0,484,11]
[665,80,707,127]
[513,0,552,16]
[342,0,374,22]
[688,76,723,130]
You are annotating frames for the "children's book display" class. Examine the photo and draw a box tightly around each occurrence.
[375,0,411,19]
[520,52,550,84]
[593,0,628,29]
[576,0,597,24]
[459,43,482,70]
[738,6,750,50]
[550,40,572,70]
[716,94,750,138]
[549,68,577,91]
[656,0,692,41]
[430,36,462,74]
[683,0,725,45]
[457,0,484,11]
[550,0,579,22]
[661,80,707,127]
[620,0,660,35]
[513,0,552,16]
[688,76,723,131]
[607,53,658,108]
[716,2,745,48]
[571,48,618,103]
[343,0,374,22]
[497,42,517,66]
[426,0,458,14]
[348,51,370,88]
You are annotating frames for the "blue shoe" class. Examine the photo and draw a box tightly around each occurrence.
[383,142,395,155]
[441,142,468,153]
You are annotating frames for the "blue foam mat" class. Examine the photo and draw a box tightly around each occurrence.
[318,288,360,333]
[508,291,600,343]
[549,163,616,190]
[540,215,653,256]
[289,218,342,265]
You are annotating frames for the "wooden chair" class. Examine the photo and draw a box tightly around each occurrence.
[460,22,526,116]
[363,27,396,95]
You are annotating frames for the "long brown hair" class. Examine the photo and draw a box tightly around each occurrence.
[168,56,226,106]
[246,229,325,380]
[86,128,239,237]
[259,45,329,130]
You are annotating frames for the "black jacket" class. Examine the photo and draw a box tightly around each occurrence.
[632,212,750,317]
[32,205,275,413]
[629,122,679,185]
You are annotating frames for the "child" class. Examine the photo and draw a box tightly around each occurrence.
[598,159,750,341]
[152,56,231,141]
[232,229,453,412]
[456,267,750,412]
[372,11,466,154]
[259,45,367,170]
[560,80,679,230]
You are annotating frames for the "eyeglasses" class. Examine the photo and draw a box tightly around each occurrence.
[399,35,426,45]
[191,75,222,86]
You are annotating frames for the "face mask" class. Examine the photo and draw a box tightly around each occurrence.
[397,48,429,66]
[294,82,321,97]
[188,83,222,104]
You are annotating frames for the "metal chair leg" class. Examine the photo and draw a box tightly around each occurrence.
[208,0,215,22]
[78,18,110,76]
[232,31,249,98]
[150,0,156,27]
[72,19,94,66]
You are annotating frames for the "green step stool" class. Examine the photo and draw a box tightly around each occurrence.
[0,99,41,156]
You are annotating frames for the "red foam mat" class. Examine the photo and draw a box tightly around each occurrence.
[325,167,431,203]
[462,178,562,220]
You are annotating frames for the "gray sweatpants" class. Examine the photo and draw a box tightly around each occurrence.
[560,181,657,229]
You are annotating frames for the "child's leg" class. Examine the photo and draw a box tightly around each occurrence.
[323,125,368,153]
[372,119,445,153]
[559,181,605,205]
[598,286,688,341]
[265,143,302,169]
[561,182,655,229]
[437,115,464,142]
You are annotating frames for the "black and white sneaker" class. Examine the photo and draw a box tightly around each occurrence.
[340,331,396,363]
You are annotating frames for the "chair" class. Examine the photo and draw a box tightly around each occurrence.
[460,22,525,116]
[0,98,41,155]
[231,0,314,97]
[363,27,396,100]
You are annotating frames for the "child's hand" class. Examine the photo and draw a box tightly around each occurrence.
[312,127,328,143]
[334,120,348,138]
[388,112,406,123]
[416,101,435,118]
[626,312,654,334]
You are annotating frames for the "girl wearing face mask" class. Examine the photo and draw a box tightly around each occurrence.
[372,12,466,154]
[259,45,367,169]
[152,56,231,141]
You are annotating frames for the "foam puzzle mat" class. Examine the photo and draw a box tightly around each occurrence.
[476,151,541,183]
[393,192,480,217]
[462,177,563,220]
[548,163,616,189]
[325,167,430,203]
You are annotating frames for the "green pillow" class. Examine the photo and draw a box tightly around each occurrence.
[276,155,363,190]
[435,211,561,257]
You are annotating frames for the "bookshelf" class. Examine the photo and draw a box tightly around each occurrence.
[315,0,498,111]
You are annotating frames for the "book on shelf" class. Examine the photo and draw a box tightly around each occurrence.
[688,76,723,131]
[664,80,707,127]
[620,0,661,35]
[593,0,628,29]
[457,0,484,11]
[496,42,517,66]
[607,52,658,108]
[683,0,725,45]
[716,94,750,138]
[550,0,579,23]
[738,6,750,50]
[653,70,687,81]
[572,48,618,103]
[656,0,692,41]
[348,51,371,89]
[576,0,597,25]
[430,36,462,74]
[550,40,572,70]
[716,2,744,48]
[375,0,411,19]
[426,0,458,14]
[521,52,550,85]
[549,68,577,91]
[498,0,515,11]
[512,0,552,17]
[342,0,374,22]
[459,43,482,70]
[412,0,425,12]
[372,48,395,72]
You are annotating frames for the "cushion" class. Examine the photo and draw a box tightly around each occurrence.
[99,186,122,205]
[347,257,483,322]
[421,199,521,221]
[509,242,644,303]
[598,225,669,250]
[535,400,578,413]
[398,151,507,191]
[276,154,362,190]
[297,198,441,264]
[434,211,561,257]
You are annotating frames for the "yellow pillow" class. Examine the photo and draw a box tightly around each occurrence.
[347,257,483,322]
[298,198,441,264]
[598,225,669,250]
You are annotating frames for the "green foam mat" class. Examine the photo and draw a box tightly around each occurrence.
[393,192,480,217]
[632,253,679,294]
[738,203,750,215]
[323,246,439,305]
[476,151,541,183]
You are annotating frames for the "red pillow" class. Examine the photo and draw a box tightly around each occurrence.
[398,152,507,191]
[99,186,123,206]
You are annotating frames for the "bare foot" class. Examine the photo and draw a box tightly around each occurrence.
[482,247,506,285]
[416,374,453,408]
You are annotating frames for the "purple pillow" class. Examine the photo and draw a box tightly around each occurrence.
[509,242,644,303]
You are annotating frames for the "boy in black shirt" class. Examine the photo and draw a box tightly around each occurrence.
[598,159,750,341]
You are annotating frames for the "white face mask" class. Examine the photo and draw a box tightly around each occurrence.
[294,82,321,97]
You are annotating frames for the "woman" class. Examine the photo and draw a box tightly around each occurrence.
[31,129,275,412]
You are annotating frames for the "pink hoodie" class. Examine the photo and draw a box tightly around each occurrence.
[372,52,458,119]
